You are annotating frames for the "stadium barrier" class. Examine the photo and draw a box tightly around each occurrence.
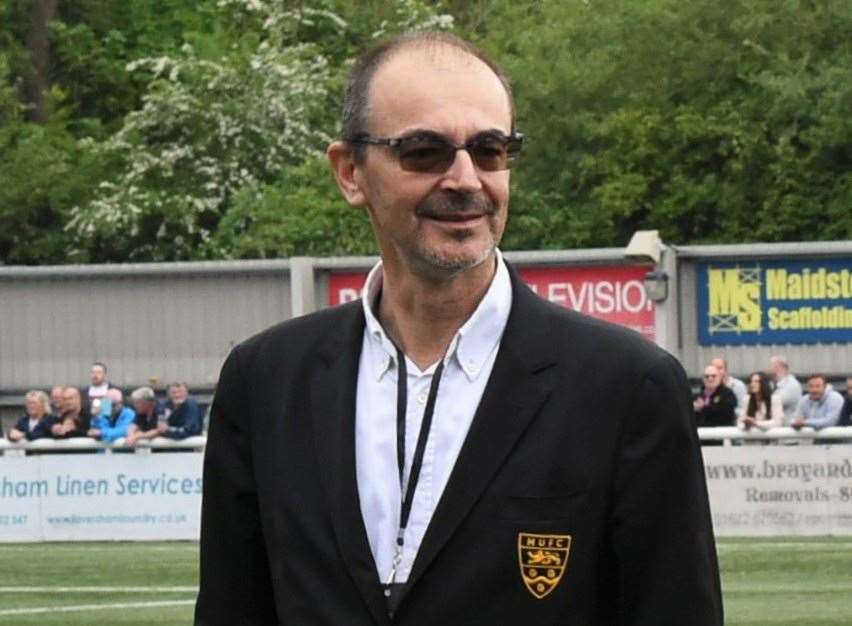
[698,426,852,444]
[0,436,206,456]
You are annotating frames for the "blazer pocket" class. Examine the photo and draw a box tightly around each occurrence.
[492,492,586,523]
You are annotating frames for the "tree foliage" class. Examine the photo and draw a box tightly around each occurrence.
[0,0,849,265]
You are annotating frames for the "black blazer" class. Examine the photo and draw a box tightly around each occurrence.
[196,268,722,626]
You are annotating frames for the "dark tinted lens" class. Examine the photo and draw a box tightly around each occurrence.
[469,137,509,172]
[398,137,455,173]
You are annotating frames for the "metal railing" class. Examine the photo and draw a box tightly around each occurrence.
[3,428,851,454]
[0,436,206,456]
[698,426,852,444]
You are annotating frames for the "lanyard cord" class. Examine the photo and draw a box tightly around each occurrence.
[386,346,445,591]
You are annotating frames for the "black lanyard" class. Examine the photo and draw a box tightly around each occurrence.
[384,346,445,595]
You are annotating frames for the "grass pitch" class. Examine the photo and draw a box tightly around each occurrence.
[0,538,850,624]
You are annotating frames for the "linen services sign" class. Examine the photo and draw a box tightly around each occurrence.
[697,259,852,345]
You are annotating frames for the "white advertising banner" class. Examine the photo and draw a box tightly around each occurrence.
[3,446,852,541]
[0,453,202,542]
[703,445,852,536]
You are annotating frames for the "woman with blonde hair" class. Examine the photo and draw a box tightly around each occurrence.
[6,390,57,441]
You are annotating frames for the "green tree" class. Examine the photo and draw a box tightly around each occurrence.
[469,0,852,249]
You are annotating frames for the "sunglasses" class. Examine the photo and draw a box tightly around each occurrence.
[348,130,524,173]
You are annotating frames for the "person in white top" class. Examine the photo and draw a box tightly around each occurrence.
[768,355,803,425]
[739,371,783,431]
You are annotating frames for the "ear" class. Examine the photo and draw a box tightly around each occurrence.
[327,140,366,206]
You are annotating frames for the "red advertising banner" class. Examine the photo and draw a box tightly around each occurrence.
[328,265,655,341]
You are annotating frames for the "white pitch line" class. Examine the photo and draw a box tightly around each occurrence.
[0,586,196,593]
[0,599,195,617]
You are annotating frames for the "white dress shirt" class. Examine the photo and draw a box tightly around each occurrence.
[355,251,512,583]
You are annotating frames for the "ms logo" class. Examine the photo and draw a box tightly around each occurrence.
[707,266,762,334]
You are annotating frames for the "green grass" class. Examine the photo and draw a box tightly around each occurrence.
[0,538,850,624]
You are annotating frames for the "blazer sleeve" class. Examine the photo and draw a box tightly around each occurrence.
[610,354,723,626]
[195,346,277,625]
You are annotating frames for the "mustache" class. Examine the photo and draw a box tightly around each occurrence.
[415,192,496,218]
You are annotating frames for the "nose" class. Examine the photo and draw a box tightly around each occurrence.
[439,148,483,193]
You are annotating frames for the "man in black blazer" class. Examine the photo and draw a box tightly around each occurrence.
[196,31,722,625]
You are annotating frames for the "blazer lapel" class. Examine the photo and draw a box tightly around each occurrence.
[405,272,558,592]
[310,304,392,626]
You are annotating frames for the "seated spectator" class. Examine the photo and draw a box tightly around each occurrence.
[694,364,738,429]
[126,386,165,448]
[158,382,203,440]
[791,374,844,431]
[838,376,852,427]
[87,388,135,443]
[7,390,57,442]
[738,372,783,431]
[51,386,91,438]
[768,355,803,425]
[711,357,747,417]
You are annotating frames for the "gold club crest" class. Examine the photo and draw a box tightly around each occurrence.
[518,532,571,599]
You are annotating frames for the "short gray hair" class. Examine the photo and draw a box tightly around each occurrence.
[130,386,156,403]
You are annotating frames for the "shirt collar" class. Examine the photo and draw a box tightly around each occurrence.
[361,249,513,382]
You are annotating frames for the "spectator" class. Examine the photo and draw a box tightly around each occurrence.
[158,382,203,440]
[791,374,844,431]
[768,355,803,425]
[738,371,783,431]
[711,356,747,416]
[7,390,56,442]
[51,386,90,438]
[87,388,135,443]
[86,362,111,401]
[694,364,738,429]
[49,385,64,415]
[839,376,852,427]
[126,386,164,448]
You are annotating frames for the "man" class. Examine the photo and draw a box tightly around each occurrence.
[196,32,722,625]
[125,386,164,448]
[87,388,135,443]
[86,362,111,403]
[791,374,844,431]
[158,382,203,439]
[710,356,746,415]
[693,364,738,429]
[768,355,802,425]
[49,385,64,416]
[51,386,90,438]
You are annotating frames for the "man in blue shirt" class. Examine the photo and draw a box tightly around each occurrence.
[791,374,844,430]
[87,388,135,443]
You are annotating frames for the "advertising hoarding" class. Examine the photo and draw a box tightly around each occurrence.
[0,453,202,542]
[329,265,656,341]
[697,259,852,345]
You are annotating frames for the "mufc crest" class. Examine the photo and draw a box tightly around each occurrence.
[517,533,571,599]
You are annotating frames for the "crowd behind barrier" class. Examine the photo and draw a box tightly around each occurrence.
[2,362,208,452]
[691,354,851,445]
[2,356,851,450]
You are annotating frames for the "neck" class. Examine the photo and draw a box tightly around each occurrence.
[377,256,497,370]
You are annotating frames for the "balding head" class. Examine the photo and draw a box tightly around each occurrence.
[341,31,514,162]
[106,388,123,407]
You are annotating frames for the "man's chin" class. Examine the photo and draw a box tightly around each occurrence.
[415,243,496,276]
